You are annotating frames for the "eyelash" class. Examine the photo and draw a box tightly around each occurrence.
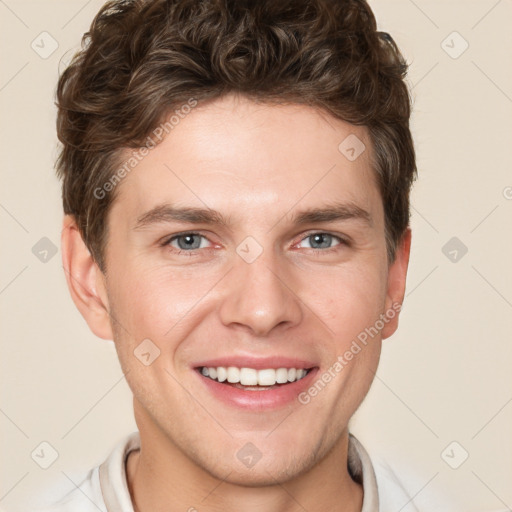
[161,231,348,256]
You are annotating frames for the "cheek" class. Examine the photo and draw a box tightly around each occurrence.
[106,261,224,349]
[109,277,168,341]
[303,260,388,346]
[105,268,201,407]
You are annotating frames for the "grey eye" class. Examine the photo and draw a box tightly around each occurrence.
[171,234,205,250]
[299,233,340,249]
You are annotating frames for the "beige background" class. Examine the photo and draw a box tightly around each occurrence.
[1,0,511,510]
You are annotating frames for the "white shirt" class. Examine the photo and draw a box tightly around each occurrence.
[33,432,414,512]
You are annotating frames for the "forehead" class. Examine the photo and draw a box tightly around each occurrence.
[111,94,381,225]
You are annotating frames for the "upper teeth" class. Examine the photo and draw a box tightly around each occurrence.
[200,366,309,385]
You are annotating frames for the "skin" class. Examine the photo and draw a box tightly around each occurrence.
[62,93,411,512]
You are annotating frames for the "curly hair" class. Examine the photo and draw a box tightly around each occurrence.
[55,0,416,270]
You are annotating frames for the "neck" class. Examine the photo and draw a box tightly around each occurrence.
[127,408,363,512]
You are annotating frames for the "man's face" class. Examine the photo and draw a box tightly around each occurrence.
[100,93,405,484]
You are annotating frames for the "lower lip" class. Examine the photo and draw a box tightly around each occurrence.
[194,368,319,411]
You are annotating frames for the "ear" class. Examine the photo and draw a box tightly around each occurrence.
[382,228,411,340]
[61,215,113,340]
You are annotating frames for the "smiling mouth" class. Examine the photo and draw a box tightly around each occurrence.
[196,366,314,391]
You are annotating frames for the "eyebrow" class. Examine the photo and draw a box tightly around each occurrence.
[292,203,372,226]
[135,205,230,230]
[134,202,372,230]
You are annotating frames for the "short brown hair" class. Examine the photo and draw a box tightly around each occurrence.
[56,0,416,270]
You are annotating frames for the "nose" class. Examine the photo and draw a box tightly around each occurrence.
[218,253,303,337]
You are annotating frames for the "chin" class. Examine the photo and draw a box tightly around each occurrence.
[200,446,321,488]
[211,463,304,488]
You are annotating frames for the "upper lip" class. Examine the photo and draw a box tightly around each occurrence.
[192,356,318,370]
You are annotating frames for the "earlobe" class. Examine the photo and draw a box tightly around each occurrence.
[61,215,113,340]
[382,228,412,340]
